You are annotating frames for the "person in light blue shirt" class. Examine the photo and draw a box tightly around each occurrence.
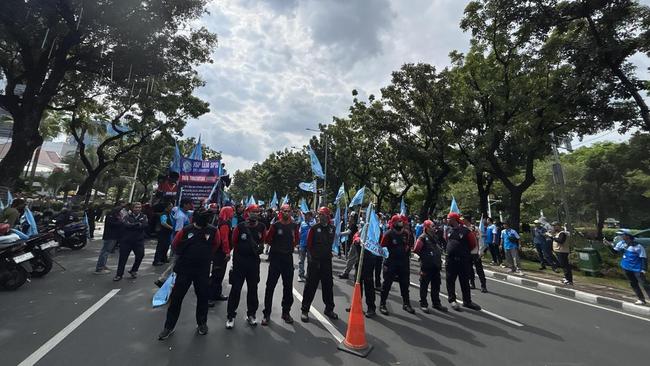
[501,222,522,274]
[298,211,315,282]
[604,230,650,305]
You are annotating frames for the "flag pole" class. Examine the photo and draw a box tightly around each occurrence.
[313,177,318,211]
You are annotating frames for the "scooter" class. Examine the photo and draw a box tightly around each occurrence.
[53,221,88,250]
[0,241,33,290]
[24,229,58,278]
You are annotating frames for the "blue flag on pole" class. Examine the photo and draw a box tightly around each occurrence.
[349,186,365,207]
[300,198,310,213]
[334,183,345,204]
[270,192,278,209]
[400,197,407,216]
[189,135,203,160]
[169,141,182,173]
[248,195,256,206]
[281,194,289,205]
[332,205,341,255]
[298,181,317,193]
[363,204,389,258]
[308,145,325,179]
[7,191,13,206]
[0,198,4,211]
[450,196,461,214]
[341,205,349,243]
[23,208,39,237]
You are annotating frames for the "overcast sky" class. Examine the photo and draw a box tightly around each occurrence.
[186,0,650,172]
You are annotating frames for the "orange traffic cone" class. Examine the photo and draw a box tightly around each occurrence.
[338,283,373,357]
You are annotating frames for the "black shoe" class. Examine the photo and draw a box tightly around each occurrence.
[158,328,174,340]
[128,271,137,279]
[208,300,217,308]
[197,324,208,335]
[420,305,430,314]
[463,302,482,311]
[338,273,349,279]
[379,304,389,315]
[152,262,164,267]
[403,304,415,314]
[433,303,448,312]
[261,316,270,326]
[154,279,164,288]
[215,295,228,301]
[365,309,376,318]
[481,286,488,293]
[113,275,122,282]
[324,310,338,320]
[282,313,294,324]
[300,312,309,323]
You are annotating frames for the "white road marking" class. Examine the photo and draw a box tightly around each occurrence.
[486,276,650,323]
[292,287,345,343]
[18,289,121,366]
[409,281,524,327]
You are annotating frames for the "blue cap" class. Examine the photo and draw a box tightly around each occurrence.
[616,229,635,237]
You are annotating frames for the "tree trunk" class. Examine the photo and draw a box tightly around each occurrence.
[508,188,523,231]
[77,171,101,207]
[476,170,493,218]
[0,113,43,189]
[28,146,42,186]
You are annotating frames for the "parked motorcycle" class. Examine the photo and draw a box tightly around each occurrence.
[24,229,58,278]
[0,240,33,290]
[51,214,88,250]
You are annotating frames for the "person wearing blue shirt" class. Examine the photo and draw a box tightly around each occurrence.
[501,222,522,274]
[298,211,315,282]
[485,218,500,265]
[533,220,559,271]
[604,230,650,305]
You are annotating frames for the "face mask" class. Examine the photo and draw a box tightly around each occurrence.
[248,213,260,222]
[395,224,404,231]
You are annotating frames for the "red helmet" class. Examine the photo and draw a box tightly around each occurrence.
[280,204,291,211]
[447,212,461,222]
[219,206,234,221]
[400,215,409,224]
[389,214,402,228]
[423,220,434,231]
[317,206,331,216]
[246,204,260,212]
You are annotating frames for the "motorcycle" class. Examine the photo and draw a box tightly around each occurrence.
[0,240,33,290]
[53,222,88,250]
[24,229,58,278]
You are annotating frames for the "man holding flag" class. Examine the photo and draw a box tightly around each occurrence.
[298,211,315,282]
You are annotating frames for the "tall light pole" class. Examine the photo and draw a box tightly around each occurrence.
[306,127,327,205]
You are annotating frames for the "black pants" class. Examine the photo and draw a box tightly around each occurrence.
[625,270,650,301]
[301,258,335,313]
[227,257,260,318]
[359,254,376,311]
[380,259,410,306]
[535,241,559,269]
[488,243,501,264]
[469,254,487,287]
[208,251,228,300]
[154,232,172,264]
[263,254,294,316]
[419,265,442,307]
[116,240,144,277]
[556,252,573,283]
[164,271,209,329]
[446,255,472,305]
[374,255,383,289]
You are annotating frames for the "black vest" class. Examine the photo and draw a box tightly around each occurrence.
[270,221,297,256]
[174,225,215,274]
[384,229,408,261]
[310,223,334,260]
[446,226,471,257]
[234,222,265,259]
[418,233,442,268]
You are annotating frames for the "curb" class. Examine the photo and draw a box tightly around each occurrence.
[483,269,650,317]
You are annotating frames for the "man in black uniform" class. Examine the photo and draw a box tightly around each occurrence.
[158,208,219,340]
[445,212,481,311]
[301,207,339,322]
[261,204,299,325]
[414,220,447,313]
[226,204,266,329]
[379,214,415,315]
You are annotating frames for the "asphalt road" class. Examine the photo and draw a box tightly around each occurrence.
[1,237,649,366]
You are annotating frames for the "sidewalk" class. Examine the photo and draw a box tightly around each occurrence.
[481,262,650,317]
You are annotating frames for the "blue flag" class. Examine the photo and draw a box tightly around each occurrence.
[258,200,265,206]
[189,135,203,160]
[23,208,39,237]
[0,198,4,211]
[400,197,407,216]
[332,205,341,255]
[248,195,256,206]
[83,212,91,239]
[298,181,317,193]
[7,191,13,206]
[334,183,345,204]
[270,192,278,209]
[281,194,289,205]
[341,205,349,243]
[153,272,176,308]
[169,141,182,173]
[363,204,389,258]
[450,196,461,214]
[300,198,310,213]
[308,145,325,179]
[349,186,365,207]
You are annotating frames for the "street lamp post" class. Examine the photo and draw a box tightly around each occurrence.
[306,127,327,205]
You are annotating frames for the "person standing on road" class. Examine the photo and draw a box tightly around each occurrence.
[533,219,559,271]
[603,230,650,305]
[158,208,219,340]
[298,211,315,282]
[207,205,233,307]
[94,206,122,274]
[153,202,174,266]
[445,212,481,311]
[261,204,299,326]
[379,214,416,315]
[466,215,488,293]
[414,220,447,313]
[114,202,148,281]
[301,207,339,323]
[485,218,500,266]
[549,222,573,285]
[338,213,359,279]
[226,204,266,329]
[501,222,523,275]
